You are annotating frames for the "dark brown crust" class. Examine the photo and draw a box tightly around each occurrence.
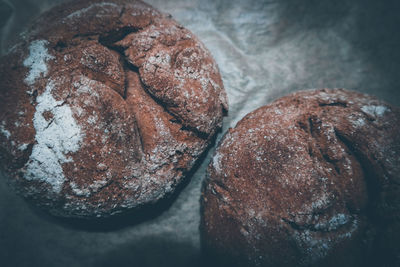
[0,0,227,218]
[201,89,400,267]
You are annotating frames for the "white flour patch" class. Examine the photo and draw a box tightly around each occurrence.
[352,117,365,127]
[212,151,222,173]
[23,40,54,86]
[18,143,28,151]
[361,105,388,117]
[70,182,91,197]
[24,81,83,193]
[0,121,11,139]
[315,213,350,231]
[73,75,100,98]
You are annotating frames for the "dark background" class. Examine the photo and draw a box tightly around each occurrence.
[0,0,399,266]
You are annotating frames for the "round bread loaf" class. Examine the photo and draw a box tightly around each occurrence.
[0,0,228,218]
[201,89,399,266]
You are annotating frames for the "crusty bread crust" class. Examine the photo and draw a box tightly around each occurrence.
[0,0,227,218]
[202,89,399,267]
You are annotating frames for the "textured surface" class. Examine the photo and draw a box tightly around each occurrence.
[1,0,400,266]
[0,0,227,217]
[201,89,400,266]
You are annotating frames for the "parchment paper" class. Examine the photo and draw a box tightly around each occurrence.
[1,0,399,266]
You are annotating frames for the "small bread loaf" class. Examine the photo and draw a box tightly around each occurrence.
[0,0,228,218]
[201,89,399,266]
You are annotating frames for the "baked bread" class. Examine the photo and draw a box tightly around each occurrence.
[201,89,399,266]
[0,0,228,218]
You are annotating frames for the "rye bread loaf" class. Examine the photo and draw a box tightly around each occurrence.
[0,0,228,218]
[201,89,399,267]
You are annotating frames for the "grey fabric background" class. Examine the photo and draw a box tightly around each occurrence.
[0,0,399,266]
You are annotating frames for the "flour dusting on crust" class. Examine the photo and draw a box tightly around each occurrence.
[361,105,388,117]
[24,81,83,193]
[66,2,120,19]
[202,89,400,266]
[23,40,54,86]
[0,121,11,139]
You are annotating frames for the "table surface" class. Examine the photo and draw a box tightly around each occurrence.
[1,0,399,266]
